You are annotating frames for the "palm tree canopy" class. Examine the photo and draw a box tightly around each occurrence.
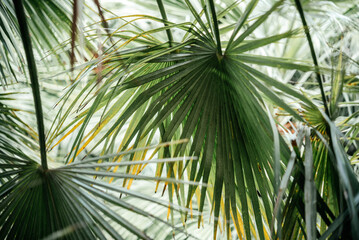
[1,0,359,239]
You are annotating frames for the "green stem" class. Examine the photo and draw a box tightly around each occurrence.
[156,0,173,47]
[294,0,330,118]
[294,3,354,235]
[294,0,336,168]
[208,0,222,55]
[13,0,48,169]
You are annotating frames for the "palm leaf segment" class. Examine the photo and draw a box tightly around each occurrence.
[59,0,322,238]
[281,49,359,239]
[0,0,74,85]
[0,1,193,239]
[0,97,196,239]
[0,148,196,239]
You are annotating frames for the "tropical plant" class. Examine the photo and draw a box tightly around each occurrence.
[0,1,200,239]
[0,0,358,239]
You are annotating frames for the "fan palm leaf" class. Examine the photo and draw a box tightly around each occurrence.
[50,1,331,238]
[1,0,358,239]
[1,1,196,239]
[279,6,359,237]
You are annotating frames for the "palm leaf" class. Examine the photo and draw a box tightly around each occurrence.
[51,1,321,238]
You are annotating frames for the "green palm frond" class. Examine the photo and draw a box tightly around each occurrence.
[1,2,196,239]
[49,1,329,238]
[0,94,199,239]
[0,0,74,85]
[279,32,359,239]
[1,0,359,239]
[0,143,199,239]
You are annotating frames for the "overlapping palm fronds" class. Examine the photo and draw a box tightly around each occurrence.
[49,0,329,239]
[0,1,200,239]
[277,2,359,238]
[1,0,359,239]
[0,0,75,85]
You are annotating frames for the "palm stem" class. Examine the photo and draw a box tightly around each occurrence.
[208,0,222,55]
[13,0,48,169]
[294,0,329,117]
[156,0,173,47]
[293,3,355,236]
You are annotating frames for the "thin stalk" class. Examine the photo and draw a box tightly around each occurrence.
[13,0,48,169]
[294,0,336,168]
[70,0,79,69]
[156,0,173,47]
[93,0,113,44]
[294,3,356,238]
[208,0,222,55]
[294,0,329,117]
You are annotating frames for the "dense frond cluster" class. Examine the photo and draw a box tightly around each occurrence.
[1,0,358,239]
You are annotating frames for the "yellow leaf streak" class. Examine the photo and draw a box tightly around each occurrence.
[50,119,84,151]
[230,208,244,240]
[68,115,112,163]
